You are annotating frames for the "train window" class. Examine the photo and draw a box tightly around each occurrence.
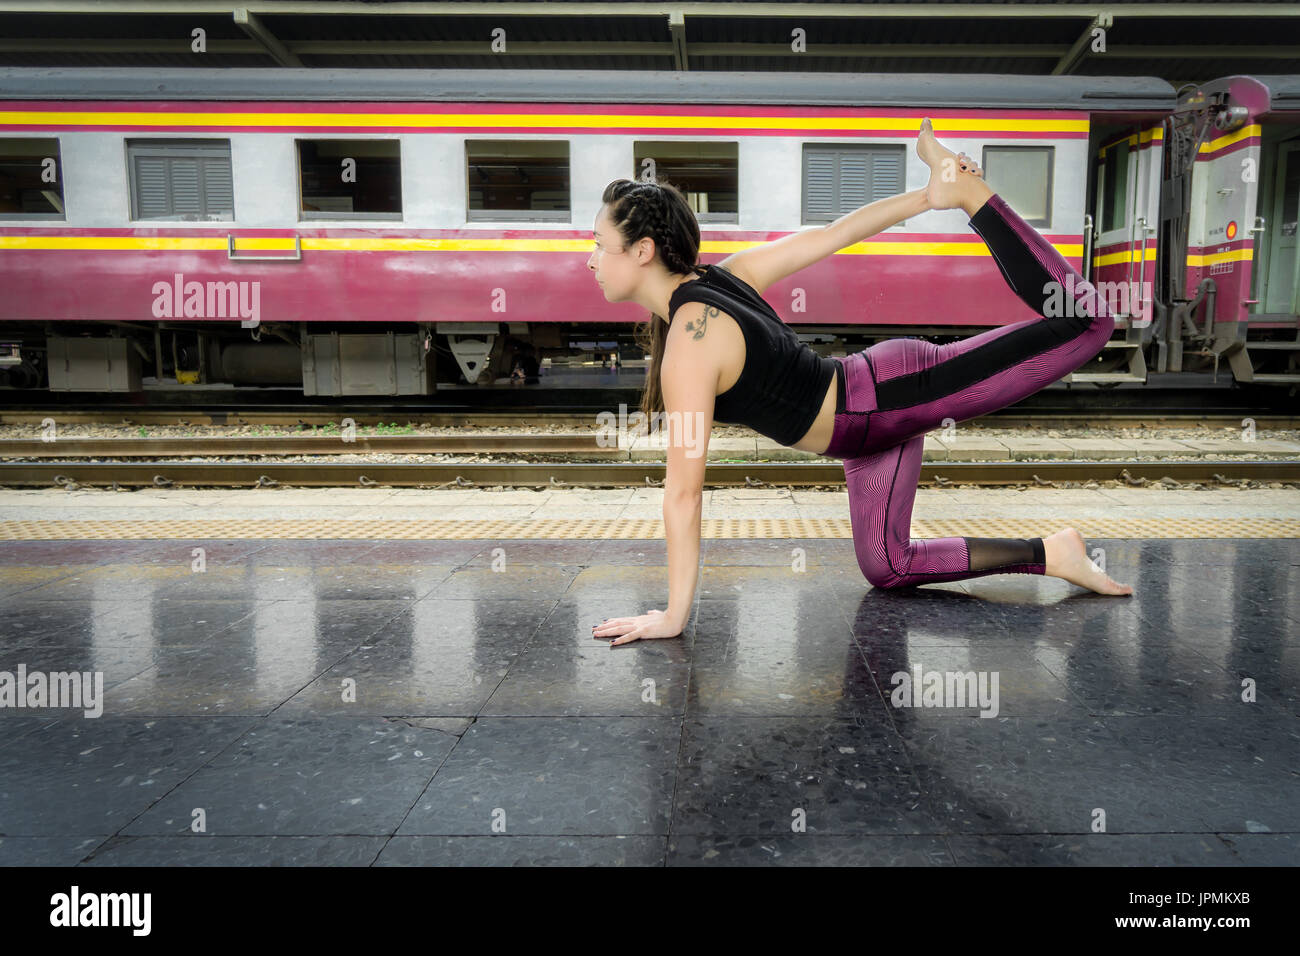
[802,144,905,225]
[297,139,401,220]
[1101,139,1130,234]
[632,142,738,223]
[981,146,1054,228]
[467,140,569,221]
[1282,151,1300,237]
[127,139,233,221]
[0,138,64,219]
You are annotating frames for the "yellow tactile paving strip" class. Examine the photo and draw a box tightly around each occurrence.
[0,518,1297,540]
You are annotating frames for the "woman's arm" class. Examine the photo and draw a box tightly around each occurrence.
[660,302,716,631]
[662,491,701,631]
[595,306,715,646]
[660,304,722,634]
[721,188,931,295]
[825,187,931,250]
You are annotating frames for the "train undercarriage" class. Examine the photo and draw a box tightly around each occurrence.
[1,318,1296,396]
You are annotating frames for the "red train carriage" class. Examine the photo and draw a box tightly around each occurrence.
[0,67,1294,396]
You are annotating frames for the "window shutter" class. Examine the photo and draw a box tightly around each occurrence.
[201,157,234,218]
[871,151,903,202]
[806,150,836,219]
[804,146,905,222]
[169,158,202,218]
[838,152,869,209]
[133,155,171,219]
[129,141,233,220]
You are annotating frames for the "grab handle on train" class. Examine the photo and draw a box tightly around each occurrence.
[227,235,302,261]
[1136,218,1155,321]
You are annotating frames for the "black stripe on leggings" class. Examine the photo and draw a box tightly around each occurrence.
[873,200,1098,413]
[874,319,1089,412]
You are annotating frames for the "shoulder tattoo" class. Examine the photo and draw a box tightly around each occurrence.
[684,304,720,340]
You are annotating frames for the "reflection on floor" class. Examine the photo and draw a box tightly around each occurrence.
[0,536,1296,866]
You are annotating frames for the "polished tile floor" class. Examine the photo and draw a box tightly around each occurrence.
[0,536,1296,866]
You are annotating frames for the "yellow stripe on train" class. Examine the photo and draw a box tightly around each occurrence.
[1094,248,1256,267]
[0,235,1085,257]
[0,110,1093,133]
[1199,124,1262,154]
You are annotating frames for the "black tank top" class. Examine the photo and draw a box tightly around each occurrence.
[667,263,843,447]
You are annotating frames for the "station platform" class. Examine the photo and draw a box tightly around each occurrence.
[0,484,1296,867]
[633,433,1300,462]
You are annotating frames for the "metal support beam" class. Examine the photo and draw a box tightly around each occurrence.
[233,7,303,67]
[2,37,1292,59]
[669,9,688,71]
[1052,12,1113,76]
[3,3,1299,17]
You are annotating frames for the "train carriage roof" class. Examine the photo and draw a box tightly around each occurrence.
[0,67,1183,111]
[1250,76,1300,111]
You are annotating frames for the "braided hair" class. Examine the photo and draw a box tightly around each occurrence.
[601,178,702,420]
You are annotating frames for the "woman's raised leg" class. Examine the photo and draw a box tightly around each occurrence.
[853,119,1116,449]
[835,121,1134,594]
[861,188,1116,450]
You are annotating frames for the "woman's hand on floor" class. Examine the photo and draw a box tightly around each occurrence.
[592,609,684,646]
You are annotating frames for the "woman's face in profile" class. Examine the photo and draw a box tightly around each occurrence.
[589,205,637,302]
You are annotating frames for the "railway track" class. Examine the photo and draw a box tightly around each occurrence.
[0,435,603,457]
[1,412,1298,432]
[3,426,1298,489]
[5,432,1297,461]
[2,459,1296,489]
[1,377,1297,425]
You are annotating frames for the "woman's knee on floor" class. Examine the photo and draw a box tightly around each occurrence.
[856,548,909,590]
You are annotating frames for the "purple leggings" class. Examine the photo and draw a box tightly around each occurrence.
[826,192,1114,589]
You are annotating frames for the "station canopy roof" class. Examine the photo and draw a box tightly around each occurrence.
[0,1,1295,87]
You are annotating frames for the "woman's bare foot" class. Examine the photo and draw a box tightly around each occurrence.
[1043,527,1134,595]
[917,117,991,214]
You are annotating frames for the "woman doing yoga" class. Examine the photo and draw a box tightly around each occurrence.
[592,117,1133,647]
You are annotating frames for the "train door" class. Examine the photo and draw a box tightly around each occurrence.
[1095,125,1160,325]
[1132,127,1161,330]
[1260,138,1300,315]
[1079,127,1153,382]
[1095,132,1139,318]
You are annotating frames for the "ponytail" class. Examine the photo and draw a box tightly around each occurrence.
[601,178,702,419]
